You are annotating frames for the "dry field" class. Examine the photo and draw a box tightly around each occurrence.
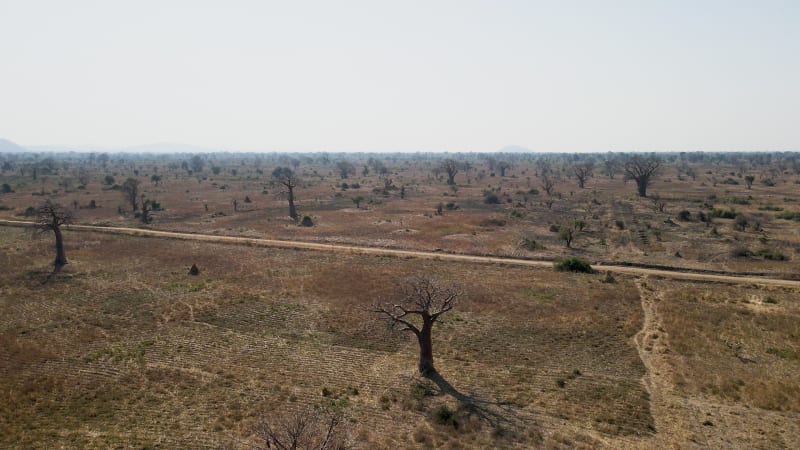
[0,224,798,449]
[1,152,799,448]
[1,153,799,277]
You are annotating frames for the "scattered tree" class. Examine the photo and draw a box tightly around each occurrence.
[437,159,462,186]
[351,196,364,209]
[336,161,356,179]
[121,178,141,212]
[35,200,73,271]
[541,173,556,196]
[272,167,299,221]
[374,277,462,375]
[624,156,661,197]
[744,175,755,189]
[558,225,574,248]
[572,162,594,188]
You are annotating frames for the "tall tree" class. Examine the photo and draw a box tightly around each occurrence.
[437,159,462,186]
[121,178,141,212]
[35,200,73,271]
[624,156,661,197]
[374,277,462,375]
[336,161,356,179]
[272,167,299,221]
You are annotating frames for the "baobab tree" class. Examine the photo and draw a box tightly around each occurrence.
[572,162,594,188]
[437,159,462,186]
[35,200,72,272]
[374,277,462,375]
[272,166,299,221]
[121,178,141,212]
[624,155,661,197]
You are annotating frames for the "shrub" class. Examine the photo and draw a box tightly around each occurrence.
[677,210,691,221]
[554,257,594,273]
[432,404,458,428]
[776,211,800,221]
[711,208,737,219]
[754,248,787,261]
[761,178,776,186]
[615,220,625,230]
[484,192,501,204]
[300,215,314,227]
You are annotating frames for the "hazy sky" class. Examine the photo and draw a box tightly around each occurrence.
[1,0,798,152]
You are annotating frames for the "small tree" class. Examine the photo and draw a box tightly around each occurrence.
[336,161,356,179]
[497,161,511,177]
[272,167,299,221]
[35,200,73,271]
[351,196,364,209]
[744,175,755,189]
[572,162,594,188]
[252,406,353,450]
[121,178,141,212]
[558,225,574,248]
[374,277,462,375]
[541,173,556,196]
[624,156,661,197]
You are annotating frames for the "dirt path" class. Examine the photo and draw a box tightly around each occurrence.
[632,278,707,449]
[2,219,800,288]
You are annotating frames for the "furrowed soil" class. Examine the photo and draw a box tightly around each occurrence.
[2,227,798,448]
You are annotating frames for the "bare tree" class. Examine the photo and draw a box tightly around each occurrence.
[374,277,462,375]
[572,162,594,189]
[336,161,356,179]
[35,200,73,271]
[252,406,353,450]
[744,175,755,189]
[272,167,299,221]
[624,156,661,197]
[437,159,462,186]
[602,159,619,180]
[496,161,510,177]
[541,172,556,196]
[121,178,141,212]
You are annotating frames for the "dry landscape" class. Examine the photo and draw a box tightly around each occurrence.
[1,151,799,448]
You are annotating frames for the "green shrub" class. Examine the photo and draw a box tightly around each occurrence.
[711,208,737,219]
[776,211,800,221]
[754,248,787,261]
[432,404,458,428]
[554,257,594,273]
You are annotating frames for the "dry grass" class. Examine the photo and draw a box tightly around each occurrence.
[1,228,651,448]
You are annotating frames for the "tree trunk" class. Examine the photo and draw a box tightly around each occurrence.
[636,179,648,197]
[447,173,456,185]
[287,186,298,221]
[53,226,67,269]
[417,321,435,375]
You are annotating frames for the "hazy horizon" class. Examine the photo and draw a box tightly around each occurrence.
[2,1,798,152]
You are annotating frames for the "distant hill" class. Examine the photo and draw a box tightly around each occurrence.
[496,145,533,153]
[0,138,29,153]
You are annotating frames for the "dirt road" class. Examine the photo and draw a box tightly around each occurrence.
[2,219,799,288]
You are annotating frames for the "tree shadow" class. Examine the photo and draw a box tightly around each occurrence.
[424,369,524,429]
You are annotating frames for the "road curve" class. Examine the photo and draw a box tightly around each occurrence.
[2,219,799,288]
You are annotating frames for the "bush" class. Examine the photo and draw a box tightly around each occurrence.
[300,215,314,227]
[754,248,787,261]
[554,257,594,273]
[677,210,691,221]
[776,211,800,221]
[432,404,458,428]
[484,192,501,204]
[711,208,737,219]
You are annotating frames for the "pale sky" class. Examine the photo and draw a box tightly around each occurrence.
[1,0,798,152]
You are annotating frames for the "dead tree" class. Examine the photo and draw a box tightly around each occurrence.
[624,156,661,197]
[272,167,299,221]
[35,200,73,271]
[497,161,510,177]
[121,177,141,211]
[572,162,594,188]
[374,277,462,375]
[252,406,353,450]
